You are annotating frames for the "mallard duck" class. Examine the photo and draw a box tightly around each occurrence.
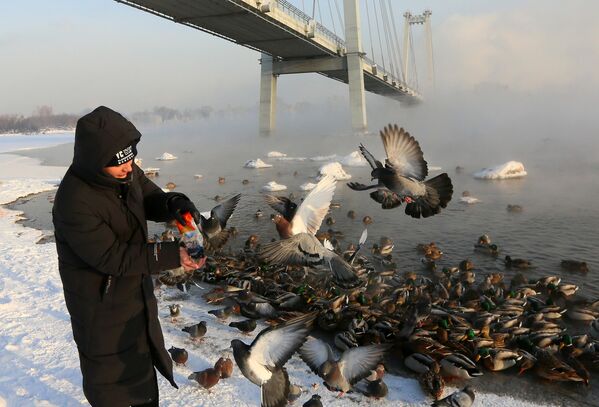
[459,259,474,271]
[590,319,599,340]
[475,348,522,371]
[420,361,445,400]
[548,282,579,297]
[534,349,584,383]
[474,243,498,256]
[566,306,599,322]
[505,255,531,269]
[439,353,483,379]
[561,260,589,273]
[405,352,436,374]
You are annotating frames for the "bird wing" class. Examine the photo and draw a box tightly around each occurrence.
[325,252,361,289]
[358,143,383,170]
[380,124,428,180]
[298,337,335,375]
[258,233,325,267]
[264,195,297,221]
[250,312,316,368]
[211,194,241,228]
[291,175,336,235]
[358,229,368,246]
[338,344,390,385]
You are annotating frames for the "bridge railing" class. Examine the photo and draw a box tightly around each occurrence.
[363,55,408,88]
[275,0,345,50]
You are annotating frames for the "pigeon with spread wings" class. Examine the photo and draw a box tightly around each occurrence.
[231,312,316,407]
[298,337,390,394]
[266,175,336,239]
[199,193,241,250]
[347,124,453,218]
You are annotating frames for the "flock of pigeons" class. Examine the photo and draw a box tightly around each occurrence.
[154,125,596,407]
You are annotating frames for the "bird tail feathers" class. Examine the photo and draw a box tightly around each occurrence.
[405,173,453,218]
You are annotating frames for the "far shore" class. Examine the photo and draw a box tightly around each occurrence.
[0,128,75,137]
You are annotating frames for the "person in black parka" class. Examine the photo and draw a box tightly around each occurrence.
[53,106,204,407]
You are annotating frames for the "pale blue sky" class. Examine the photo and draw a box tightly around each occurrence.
[2,1,598,115]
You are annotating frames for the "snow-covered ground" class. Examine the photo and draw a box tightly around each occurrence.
[0,137,555,407]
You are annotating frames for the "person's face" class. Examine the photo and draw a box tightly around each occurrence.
[102,160,133,179]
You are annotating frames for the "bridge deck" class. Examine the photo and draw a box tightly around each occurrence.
[116,0,420,103]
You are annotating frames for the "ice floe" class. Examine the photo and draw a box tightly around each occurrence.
[340,151,368,167]
[244,159,273,169]
[155,152,178,161]
[317,162,351,180]
[266,151,287,158]
[474,161,527,180]
[262,181,287,191]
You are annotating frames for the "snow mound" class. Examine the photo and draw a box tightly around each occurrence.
[460,196,481,204]
[244,159,273,169]
[267,151,287,158]
[155,152,178,161]
[300,182,317,191]
[429,166,442,172]
[474,161,527,179]
[340,151,367,167]
[318,162,351,180]
[262,181,287,192]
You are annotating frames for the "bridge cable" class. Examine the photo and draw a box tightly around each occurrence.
[380,1,397,82]
[372,0,386,71]
[409,25,419,90]
[364,0,376,61]
[387,0,405,82]
[301,0,305,14]
[312,0,316,19]
[327,0,337,38]
[317,0,323,27]
[333,0,345,36]
[386,1,403,83]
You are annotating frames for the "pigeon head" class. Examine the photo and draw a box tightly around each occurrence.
[371,167,384,181]
[319,360,338,380]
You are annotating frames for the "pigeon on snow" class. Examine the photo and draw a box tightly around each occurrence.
[231,312,316,407]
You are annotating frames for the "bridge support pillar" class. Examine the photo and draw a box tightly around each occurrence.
[259,53,277,134]
[344,0,367,132]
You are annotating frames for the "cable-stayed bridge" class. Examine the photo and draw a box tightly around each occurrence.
[115,0,432,132]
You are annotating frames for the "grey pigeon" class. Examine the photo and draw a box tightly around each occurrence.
[232,312,316,407]
[347,124,453,218]
[298,337,390,393]
[259,232,361,289]
[182,321,207,341]
[200,194,241,250]
[432,385,475,406]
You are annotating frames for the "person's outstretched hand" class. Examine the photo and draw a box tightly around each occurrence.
[179,247,206,271]
[168,195,201,225]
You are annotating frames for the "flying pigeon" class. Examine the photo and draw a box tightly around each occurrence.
[200,193,241,250]
[268,175,336,239]
[298,337,390,394]
[232,312,316,407]
[347,124,453,218]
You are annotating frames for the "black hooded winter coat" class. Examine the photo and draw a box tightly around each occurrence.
[53,106,183,406]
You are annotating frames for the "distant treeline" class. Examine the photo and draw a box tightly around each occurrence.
[0,106,77,134]
[130,106,214,124]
